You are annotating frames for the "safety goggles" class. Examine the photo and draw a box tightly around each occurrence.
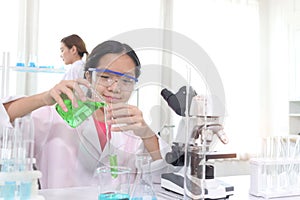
[88,68,138,91]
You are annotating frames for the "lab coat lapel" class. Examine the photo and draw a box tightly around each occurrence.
[79,117,102,158]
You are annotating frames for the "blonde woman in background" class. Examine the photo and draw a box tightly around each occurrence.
[60,34,89,80]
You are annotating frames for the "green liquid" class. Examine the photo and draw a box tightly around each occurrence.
[98,193,129,200]
[56,99,106,128]
[109,154,118,178]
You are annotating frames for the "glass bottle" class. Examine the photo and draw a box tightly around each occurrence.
[55,86,106,128]
[130,154,157,200]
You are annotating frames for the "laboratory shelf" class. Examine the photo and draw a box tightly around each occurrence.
[10,66,65,74]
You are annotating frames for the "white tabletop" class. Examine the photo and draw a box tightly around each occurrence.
[38,175,300,200]
[217,175,300,200]
[39,186,98,200]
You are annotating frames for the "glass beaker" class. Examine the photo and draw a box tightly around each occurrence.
[96,166,131,200]
[130,153,157,200]
[55,82,106,128]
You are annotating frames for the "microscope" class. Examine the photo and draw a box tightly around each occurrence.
[160,86,236,200]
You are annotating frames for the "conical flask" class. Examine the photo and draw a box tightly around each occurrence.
[130,153,157,200]
[56,82,106,128]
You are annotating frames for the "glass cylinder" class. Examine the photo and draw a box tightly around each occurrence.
[14,116,35,171]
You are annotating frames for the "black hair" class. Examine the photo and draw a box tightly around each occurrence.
[84,40,141,78]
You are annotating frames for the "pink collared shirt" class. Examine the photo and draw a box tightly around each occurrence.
[93,118,111,150]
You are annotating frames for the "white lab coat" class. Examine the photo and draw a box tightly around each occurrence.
[62,60,85,80]
[0,98,172,189]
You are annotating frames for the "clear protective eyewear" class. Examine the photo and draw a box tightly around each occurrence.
[88,68,138,91]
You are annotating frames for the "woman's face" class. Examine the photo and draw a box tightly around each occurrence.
[60,42,76,65]
[91,53,136,104]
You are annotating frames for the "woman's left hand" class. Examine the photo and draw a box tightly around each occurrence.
[107,103,162,160]
[106,103,154,139]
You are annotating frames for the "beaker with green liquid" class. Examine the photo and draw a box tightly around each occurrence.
[56,99,106,128]
[55,85,107,128]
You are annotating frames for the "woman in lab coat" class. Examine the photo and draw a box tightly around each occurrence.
[29,40,170,189]
[60,34,89,80]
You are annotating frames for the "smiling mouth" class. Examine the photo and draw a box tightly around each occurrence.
[103,95,121,102]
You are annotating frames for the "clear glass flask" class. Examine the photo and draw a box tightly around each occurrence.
[130,153,157,200]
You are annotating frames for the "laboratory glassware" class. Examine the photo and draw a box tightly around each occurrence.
[55,83,106,128]
[97,166,131,200]
[55,80,119,179]
[130,153,157,200]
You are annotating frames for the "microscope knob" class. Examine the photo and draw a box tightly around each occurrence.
[165,151,178,165]
[165,151,184,166]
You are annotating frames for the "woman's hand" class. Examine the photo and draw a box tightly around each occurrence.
[106,103,152,138]
[4,79,91,122]
[42,79,90,112]
[106,103,162,160]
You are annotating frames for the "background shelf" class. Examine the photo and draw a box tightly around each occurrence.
[10,66,65,74]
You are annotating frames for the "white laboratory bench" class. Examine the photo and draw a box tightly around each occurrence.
[38,175,300,200]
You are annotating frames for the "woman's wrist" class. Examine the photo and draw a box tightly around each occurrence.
[141,132,157,141]
[140,128,162,161]
[41,91,55,106]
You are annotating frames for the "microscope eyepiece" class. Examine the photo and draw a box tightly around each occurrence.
[161,88,183,116]
[161,86,197,116]
[161,88,173,100]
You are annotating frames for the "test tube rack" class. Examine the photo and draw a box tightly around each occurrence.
[0,170,44,200]
[250,158,300,198]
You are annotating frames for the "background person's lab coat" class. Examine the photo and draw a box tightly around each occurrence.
[61,60,85,80]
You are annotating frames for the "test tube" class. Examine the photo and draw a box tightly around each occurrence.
[89,81,117,176]
[1,127,16,200]
[103,106,118,178]
[20,116,34,171]
[14,117,34,200]
[90,75,117,177]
